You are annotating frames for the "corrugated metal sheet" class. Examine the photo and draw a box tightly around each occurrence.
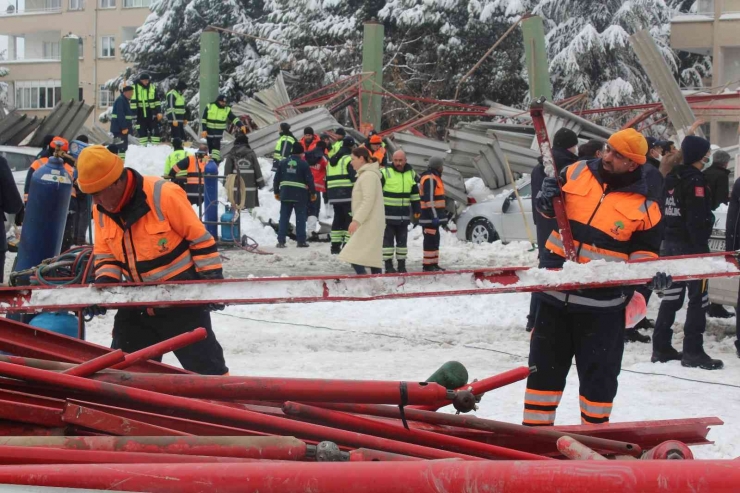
[542,101,613,140]
[28,100,93,147]
[79,124,114,145]
[529,114,583,150]
[488,129,535,148]
[0,111,42,146]
[232,73,297,127]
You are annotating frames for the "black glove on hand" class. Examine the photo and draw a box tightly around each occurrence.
[648,272,673,295]
[536,177,560,217]
[208,303,226,312]
[82,305,107,321]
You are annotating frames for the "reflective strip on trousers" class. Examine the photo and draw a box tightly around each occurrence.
[579,396,613,419]
[543,291,625,308]
[522,411,555,425]
[524,389,562,406]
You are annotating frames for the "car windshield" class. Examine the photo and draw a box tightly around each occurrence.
[2,151,36,172]
[518,183,532,198]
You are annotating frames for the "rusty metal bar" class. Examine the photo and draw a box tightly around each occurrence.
[0,445,257,464]
[62,350,125,377]
[61,402,191,436]
[112,328,207,370]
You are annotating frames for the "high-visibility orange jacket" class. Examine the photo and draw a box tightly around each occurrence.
[169,154,208,199]
[25,157,76,201]
[93,169,222,284]
[419,169,446,225]
[538,159,662,311]
[364,145,387,167]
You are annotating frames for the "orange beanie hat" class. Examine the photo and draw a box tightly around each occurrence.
[607,129,647,165]
[76,145,124,194]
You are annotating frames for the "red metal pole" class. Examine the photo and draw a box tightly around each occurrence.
[62,349,125,377]
[557,436,607,460]
[0,436,312,461]
[283,402,548,461]
[0,445,258,464]
[0,399,63,428]
[318,402,640,456]
[0,362,479,461]
[0,423,65,436]
[112,328,207,370]
[62,402,191,436]
[0,460,737,492]
[349,448,423,462]
[86,371,454,405]
[641,441,694,460]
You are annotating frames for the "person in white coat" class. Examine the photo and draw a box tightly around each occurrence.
[339,147,385,274]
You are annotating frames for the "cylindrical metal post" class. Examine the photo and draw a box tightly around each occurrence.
[199,28,220,132]
[62,349,125,377]
[361,20,384,132]
[521,15,552,101]
[349,448,423,462]
[60,34,80,102]
[557,436,608,460]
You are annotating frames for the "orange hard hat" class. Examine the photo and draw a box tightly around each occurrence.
[50,136,69,152]
[369,135,382,145]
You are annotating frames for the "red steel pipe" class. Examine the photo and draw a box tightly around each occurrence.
[557,436,607,460]
[0,362,479,461]
[0,399,63,428]
[0,460,737,492]
[0,436,311,461]
[85,371,454,405]
[317,402,640,456]
[349,448,423,462]
[0,445,256,464]
[283,402,548,461]
[641,440,694,460]
[62,402,191,436]
[112,328,207,370]
[62,349,125,377]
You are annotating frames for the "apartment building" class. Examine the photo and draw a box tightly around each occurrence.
[0,0,150,127]
[671,0,740,146]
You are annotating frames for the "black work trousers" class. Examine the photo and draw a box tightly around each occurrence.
[524,299,625,426]
[653,279,708,354]
[422,226,440,266]
[136,117,160,145]
[330,203,351,248]
[207,136,222,162]
[112,306,228,375]
[383,222,409,261]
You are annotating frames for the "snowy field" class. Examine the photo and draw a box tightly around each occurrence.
[26,145,740,459]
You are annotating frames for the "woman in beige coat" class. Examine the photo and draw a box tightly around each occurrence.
[339,147,385,274]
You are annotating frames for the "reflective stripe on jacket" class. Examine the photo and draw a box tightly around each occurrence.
[169,155,207,198]
[166,90,187,122]
[273,134,296,160]
[93,170,221,283]
[380,165,420,223]
[131,83,160,119]
[164,150,189,177]
[326,153,354,204]
[204,104,240,135]
[419,169,446,224]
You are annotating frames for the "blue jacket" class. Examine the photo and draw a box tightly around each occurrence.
[110,95,134,134]
[273,155,315,203]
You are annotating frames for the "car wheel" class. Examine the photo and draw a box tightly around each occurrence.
[467,218,498,244]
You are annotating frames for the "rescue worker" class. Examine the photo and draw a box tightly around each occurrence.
[110,84,134,161]
[364,134,388,167]
[164,138,188,179]
[201,95,245,163]
[652,136,723,370]
[77,145,228,375]
[272,122,296,171]
[25,138,76,203]
[380,150,420,273]
[577,139,604,162]
[525,128,665,426]
[130,73,162,146]
[299,127,318,153]
[328,127,345,158]
[168,141,210,205]
[166,80,189,141]
[36,135,54,159]
[305,140,328,234]
[223,134,263,210]
[419,156,447,271]
[326,136,357,254]
[273,142,315,248]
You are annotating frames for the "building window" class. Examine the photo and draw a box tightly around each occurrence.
[69,0,84,10]
[121,26,137,43]
[99,0,115,8]
[99,85,114,108]
[78,38,84,59]
[45,0,61,9]
[123,0,149,7]
[14,80,61,110]
[100,36,115,58]
[42,42,60,60]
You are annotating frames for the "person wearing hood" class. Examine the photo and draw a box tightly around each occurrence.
[201,95,244,163]
[272,122,296,172]
[166,80,189,141]
[224,134,263,210]
[110,84,134,161]
[327,136,357,254]
[338,146,385,274]
[524,129,665,426]
[419,156,448,272]
[380,150,419,273]
[652,136,723,370]
[130,73,163,146]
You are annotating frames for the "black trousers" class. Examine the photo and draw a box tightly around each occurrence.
[330,203,351,247]
[112,133,129,160]
[653,279,708,354]
[422,226,440,266]
[112,306,228,375]
[170,122,185,141]
[207,136,222,162]
[383,223,409,261]
[524,299,625,426]
[136,118,160,145]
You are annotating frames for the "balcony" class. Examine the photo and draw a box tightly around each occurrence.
[0,0,62,17]
[4,31,63,65]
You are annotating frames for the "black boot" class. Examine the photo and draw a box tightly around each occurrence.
[397,259,407,273]
[423,264,443,272]
[384,260,396,274]
[707,303,734,319]
[634,317,655,330]
[651,347,682,363]
[682,351,724,370]
[330,243,341,255]
[625,328,651,344]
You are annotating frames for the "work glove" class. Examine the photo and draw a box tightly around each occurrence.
[121,128,129,135]
[201,131,208,138]
[208,303,226,312]
[183,120,188,126]
[274,193,280,201]
[310,194,317,201]
[157,114,163,122]
[413,213,420,220]
[648,272,673,296]
[535,177,560,217]
[431,217,440,227]
[172,120,179,127]
[241,126,248,135]
[82,305,107,321]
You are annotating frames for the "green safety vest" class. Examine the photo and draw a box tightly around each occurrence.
[328,140,342,158]
[132,83,158,117]
[326,155,352,190]
[166,89,186,119]
[164,149,189,177]
[273,135,296,160]
[205,104,237,131]
[381,167,419,206]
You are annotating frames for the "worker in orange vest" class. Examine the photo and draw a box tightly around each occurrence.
[364,134,388,167]
[168,141,210,205]
[419,156,447,272]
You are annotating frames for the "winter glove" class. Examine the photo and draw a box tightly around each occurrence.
[648,272,673,296]
[172,121,179,127]
[208,303,226,312]
[535,177,560,217]
[157,114,163,122]
[82,305,107,321]
[201,131,208,138]
[310,194,317,201]
[241,126,248,134]
[183,120,188,126]
[121,129,129,135]
[414,213,421,220]
[431,217,440,227]
[274,193,280,201]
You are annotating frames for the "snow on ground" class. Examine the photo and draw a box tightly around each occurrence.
[22,144,740,458]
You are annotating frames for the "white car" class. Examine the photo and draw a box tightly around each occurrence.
[707,208,737,307]
[456,179,534,244]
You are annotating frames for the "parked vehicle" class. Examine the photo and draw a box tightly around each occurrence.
[456,178,533,244]
[708,208,738,307]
